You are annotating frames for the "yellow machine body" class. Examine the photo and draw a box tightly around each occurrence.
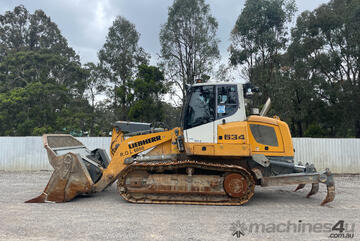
[26,82,334,206]
[188,115,294,158]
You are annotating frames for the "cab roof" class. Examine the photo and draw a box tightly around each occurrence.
[192,82,243,87]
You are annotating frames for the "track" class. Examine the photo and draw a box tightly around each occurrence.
[117,160,255,205]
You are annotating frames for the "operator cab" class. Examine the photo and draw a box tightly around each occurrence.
[183,82,246,143]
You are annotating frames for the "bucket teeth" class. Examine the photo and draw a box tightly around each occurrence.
[290,168,335,206]
[320,168,335,206]
[306,183,319,198]
[294,184,305,192]
[321,185,335,206]
[25,192,47,203]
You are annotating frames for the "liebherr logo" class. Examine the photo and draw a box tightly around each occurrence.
[128,135,161,149]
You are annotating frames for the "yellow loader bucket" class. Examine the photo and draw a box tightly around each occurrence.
[25,135,109,203]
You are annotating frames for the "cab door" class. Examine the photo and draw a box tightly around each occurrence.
[213,85,241,142]
[183,85,216,143]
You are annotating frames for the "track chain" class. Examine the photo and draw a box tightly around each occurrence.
[117,160,255,205]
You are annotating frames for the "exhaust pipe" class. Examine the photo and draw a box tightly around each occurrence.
[260,98,271,116]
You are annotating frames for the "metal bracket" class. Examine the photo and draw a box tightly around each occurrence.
[251,168,263,180]
[252,154,270,167]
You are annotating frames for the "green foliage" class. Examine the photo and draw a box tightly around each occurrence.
[160,0,220,104]
[0,80,99,136]
[230,0,296,105]
[0,5,78,61]
[285,0,360,137]
[0,82,60,135]
[5,2,359,139]
[161,102,182,128]
[0,5,182,136]
[304,124,326,138]
[231,0,360,137]
[0,49,86,94]
[0,5,94,136]
[98,16,149,120]
[128,65,168,125]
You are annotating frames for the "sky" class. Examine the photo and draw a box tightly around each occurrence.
[0,0,330,65]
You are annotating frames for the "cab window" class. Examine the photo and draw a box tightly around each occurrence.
[250,124,279,146]
[184,85,215,130]
[216,85,238,119]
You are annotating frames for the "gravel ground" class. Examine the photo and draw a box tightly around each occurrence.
[0,171,359,241]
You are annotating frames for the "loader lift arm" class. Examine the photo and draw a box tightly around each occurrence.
[92,127,181,192]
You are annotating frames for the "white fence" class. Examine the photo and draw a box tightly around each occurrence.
[0,137,111,171]
[292,138,360,173]
[0,137,359,173]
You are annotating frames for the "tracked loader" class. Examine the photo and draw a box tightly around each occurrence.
[26,82,335,205]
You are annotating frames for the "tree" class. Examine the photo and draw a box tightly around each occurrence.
[0,5,78,62]
[287,0,360,137]
[230,0,296,105]
[214,64,237,82]
[159,0,220,105]
[0,5,85,95]
[98,16,149,120]
[83,63,106,109]
[0,5,94,136]
[267,53,327,137]
[128,65,168,125]
[0,81,88,135]
[0,49,87,95]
